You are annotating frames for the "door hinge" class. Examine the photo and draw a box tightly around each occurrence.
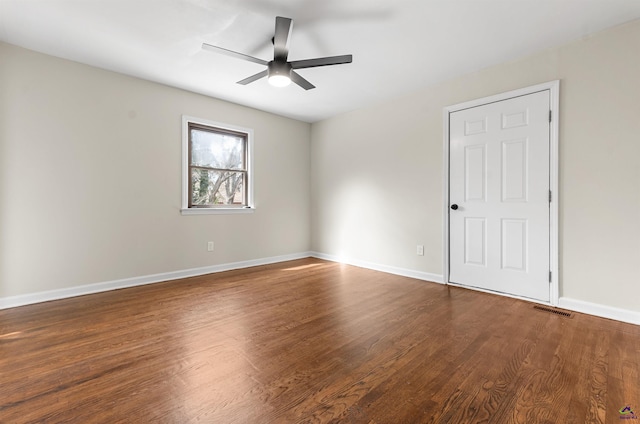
[549,110,552,122]
[549,190,552,203]
[549,271,552,282]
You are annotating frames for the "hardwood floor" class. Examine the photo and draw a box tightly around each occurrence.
[1,258,638,423]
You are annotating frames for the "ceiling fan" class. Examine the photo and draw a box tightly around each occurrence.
[202,16,353,90]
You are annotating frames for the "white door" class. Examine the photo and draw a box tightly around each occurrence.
[449,90,550,301]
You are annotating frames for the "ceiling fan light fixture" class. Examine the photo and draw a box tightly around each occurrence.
[268,74,291,87]
[268,61,292,87]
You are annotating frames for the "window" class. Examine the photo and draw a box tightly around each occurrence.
[181,116,253,214]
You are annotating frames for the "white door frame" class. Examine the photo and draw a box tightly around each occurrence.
[442,80,560,306]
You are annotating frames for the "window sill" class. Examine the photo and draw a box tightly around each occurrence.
[181,207,255,215]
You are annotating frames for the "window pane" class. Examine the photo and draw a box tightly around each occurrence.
[191,168,245,206]
[190,129,245,170]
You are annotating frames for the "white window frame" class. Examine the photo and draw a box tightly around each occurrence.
[181,115,254,215]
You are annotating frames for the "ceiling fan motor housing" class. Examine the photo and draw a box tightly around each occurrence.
[268,61,292,78]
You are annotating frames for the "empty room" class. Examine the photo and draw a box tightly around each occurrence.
[1,1,639,423]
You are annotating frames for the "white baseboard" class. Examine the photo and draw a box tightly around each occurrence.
[310,251,444,284]
[559,297,640,326]
[0,252,312,310]
[4,252,637,327]
[310,252,639,326]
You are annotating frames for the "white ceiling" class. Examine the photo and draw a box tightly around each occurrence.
[1,1,640,123]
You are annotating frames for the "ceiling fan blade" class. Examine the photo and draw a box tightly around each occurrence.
[237,70,268,85]
[202,43,268,66]
[290,71,315,90]
[273,16,292,61]
[290,55,353,69]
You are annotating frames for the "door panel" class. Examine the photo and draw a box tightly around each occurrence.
[464,217,486,266]
[449,91,550,301]
[502,138,528,202]
[464,144,486,202]
[501,218,527,271]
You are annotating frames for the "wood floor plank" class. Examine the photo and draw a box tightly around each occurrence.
[345,294,510,422]
[1,258,639,423]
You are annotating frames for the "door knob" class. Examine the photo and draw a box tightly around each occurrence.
[450,204,459,210]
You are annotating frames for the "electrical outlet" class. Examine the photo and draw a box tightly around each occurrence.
[417,245,424,256]
[207,241,214,252]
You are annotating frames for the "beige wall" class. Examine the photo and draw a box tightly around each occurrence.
[0,42,311,298]
[311,20,640,312]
